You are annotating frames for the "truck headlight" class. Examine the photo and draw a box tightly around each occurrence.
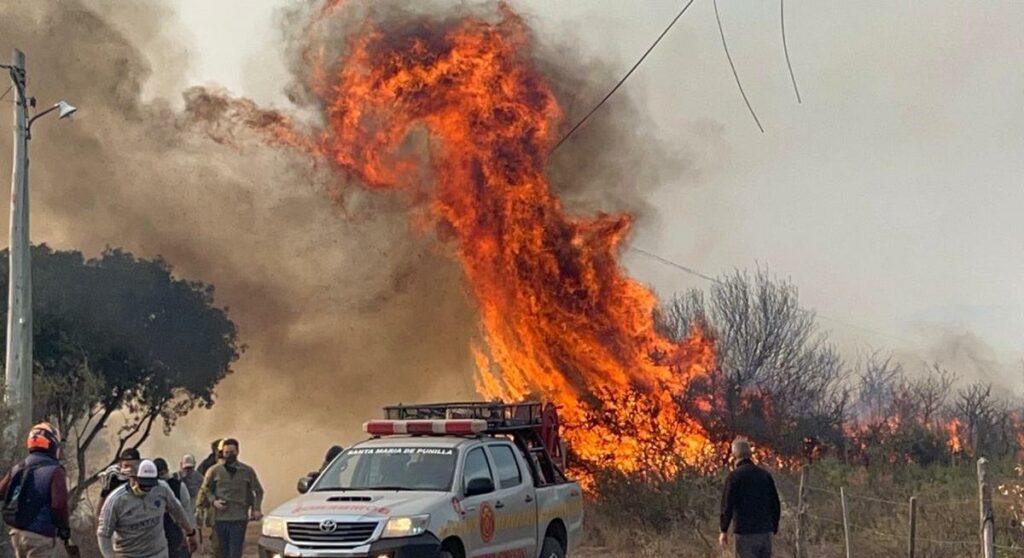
[262,516,287,539]
[381,514,430,538]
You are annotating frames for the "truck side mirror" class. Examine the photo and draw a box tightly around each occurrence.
[465,477,495,497]
[297,474,315,494]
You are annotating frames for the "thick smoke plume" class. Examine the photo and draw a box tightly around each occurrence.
[0,0,693,504]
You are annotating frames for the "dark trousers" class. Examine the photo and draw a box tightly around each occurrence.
[735,533,772,558]
[214,521,248,558]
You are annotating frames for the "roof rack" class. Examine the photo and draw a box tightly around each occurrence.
[383,401,543,433]
[381,401,568,486]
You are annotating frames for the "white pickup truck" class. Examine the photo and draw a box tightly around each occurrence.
[259,402,584,558]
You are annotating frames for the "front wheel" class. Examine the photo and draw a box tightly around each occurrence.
[540,537,565,558]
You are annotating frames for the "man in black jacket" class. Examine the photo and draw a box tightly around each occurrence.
[719,438,781,558]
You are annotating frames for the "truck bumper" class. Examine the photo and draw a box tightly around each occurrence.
[259,533,442,558]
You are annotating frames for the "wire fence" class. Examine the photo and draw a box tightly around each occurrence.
[589,457,1024,556]
[762,461,1024,557]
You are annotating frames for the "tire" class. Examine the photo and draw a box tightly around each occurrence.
[540,537,565,558]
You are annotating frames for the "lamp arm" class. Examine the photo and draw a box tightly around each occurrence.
[27,104,60,129]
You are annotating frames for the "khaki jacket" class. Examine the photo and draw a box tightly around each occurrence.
[196,461,263,523]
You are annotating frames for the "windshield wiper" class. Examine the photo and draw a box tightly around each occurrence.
[348,486,414,491]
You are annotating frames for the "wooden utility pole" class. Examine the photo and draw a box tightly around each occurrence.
[908,496,917,558]
[978,458,994,558]
[795,466,808,558]
[840,487,851,558]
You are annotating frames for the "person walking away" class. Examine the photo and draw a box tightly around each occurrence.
[0,423,70,558]
[197,439,263,558]
[177,455,202,501]
[97,460,197,558]
[719,438,781,558]
[155,458,193,558]
[96,449,141,518]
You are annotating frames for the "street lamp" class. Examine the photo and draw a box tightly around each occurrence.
[1,49,77,438]
[27,100,77,138]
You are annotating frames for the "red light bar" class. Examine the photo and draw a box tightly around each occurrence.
[364,419,487,436]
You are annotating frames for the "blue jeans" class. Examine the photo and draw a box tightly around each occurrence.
[213,521,248,558]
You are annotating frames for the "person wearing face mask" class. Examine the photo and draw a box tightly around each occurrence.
[176,455,202,501]
[96,448,141,518]
[96,460,197,558]
[196,439,263,558]
[0,423,70,558]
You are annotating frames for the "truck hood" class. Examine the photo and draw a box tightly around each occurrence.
[270,491,451,521]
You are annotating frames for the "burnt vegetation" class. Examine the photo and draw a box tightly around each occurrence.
[567,269,1023,488]
[581,269,1024,557]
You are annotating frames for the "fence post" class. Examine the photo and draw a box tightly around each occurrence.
[795,466,808,558]
[908,496,917,558]
[840,487,851,558]
[978,458,994,558]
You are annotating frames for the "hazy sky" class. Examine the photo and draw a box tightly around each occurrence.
[161,1,1023,374]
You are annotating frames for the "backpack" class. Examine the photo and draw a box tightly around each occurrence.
[2,464,42,529]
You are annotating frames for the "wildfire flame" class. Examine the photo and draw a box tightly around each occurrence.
[192,2,717,478]
[946,418,963,454]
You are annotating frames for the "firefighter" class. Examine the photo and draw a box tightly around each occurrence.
[0,423,70,558]
[719,438,781,558]
[97,459,197,558]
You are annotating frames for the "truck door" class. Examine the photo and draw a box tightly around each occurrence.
[460,446,499,557]
[486,443,538,558]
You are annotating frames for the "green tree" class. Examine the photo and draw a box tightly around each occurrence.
[0,245,242,504]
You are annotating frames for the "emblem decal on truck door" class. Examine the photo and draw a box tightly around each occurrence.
[479,502,496,543]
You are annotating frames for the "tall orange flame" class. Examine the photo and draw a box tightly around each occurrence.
[201,3,717,478]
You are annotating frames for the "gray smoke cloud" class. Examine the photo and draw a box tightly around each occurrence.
[0,0,483,505]
[0,0,692,505]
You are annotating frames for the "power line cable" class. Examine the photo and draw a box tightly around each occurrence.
[629,246,719,283]
[627,245,913,344]
[712,0,765,132]
[780,0,803,103]
[550,0,698,154]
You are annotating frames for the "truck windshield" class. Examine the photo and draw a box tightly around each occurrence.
[314,446,458,492]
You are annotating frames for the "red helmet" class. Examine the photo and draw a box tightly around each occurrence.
[26,422,61,455]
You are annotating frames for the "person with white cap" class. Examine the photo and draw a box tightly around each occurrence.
[97,459,198,558]
[176,455,202,502]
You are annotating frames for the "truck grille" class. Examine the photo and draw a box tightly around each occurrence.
[287,521,379,545]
